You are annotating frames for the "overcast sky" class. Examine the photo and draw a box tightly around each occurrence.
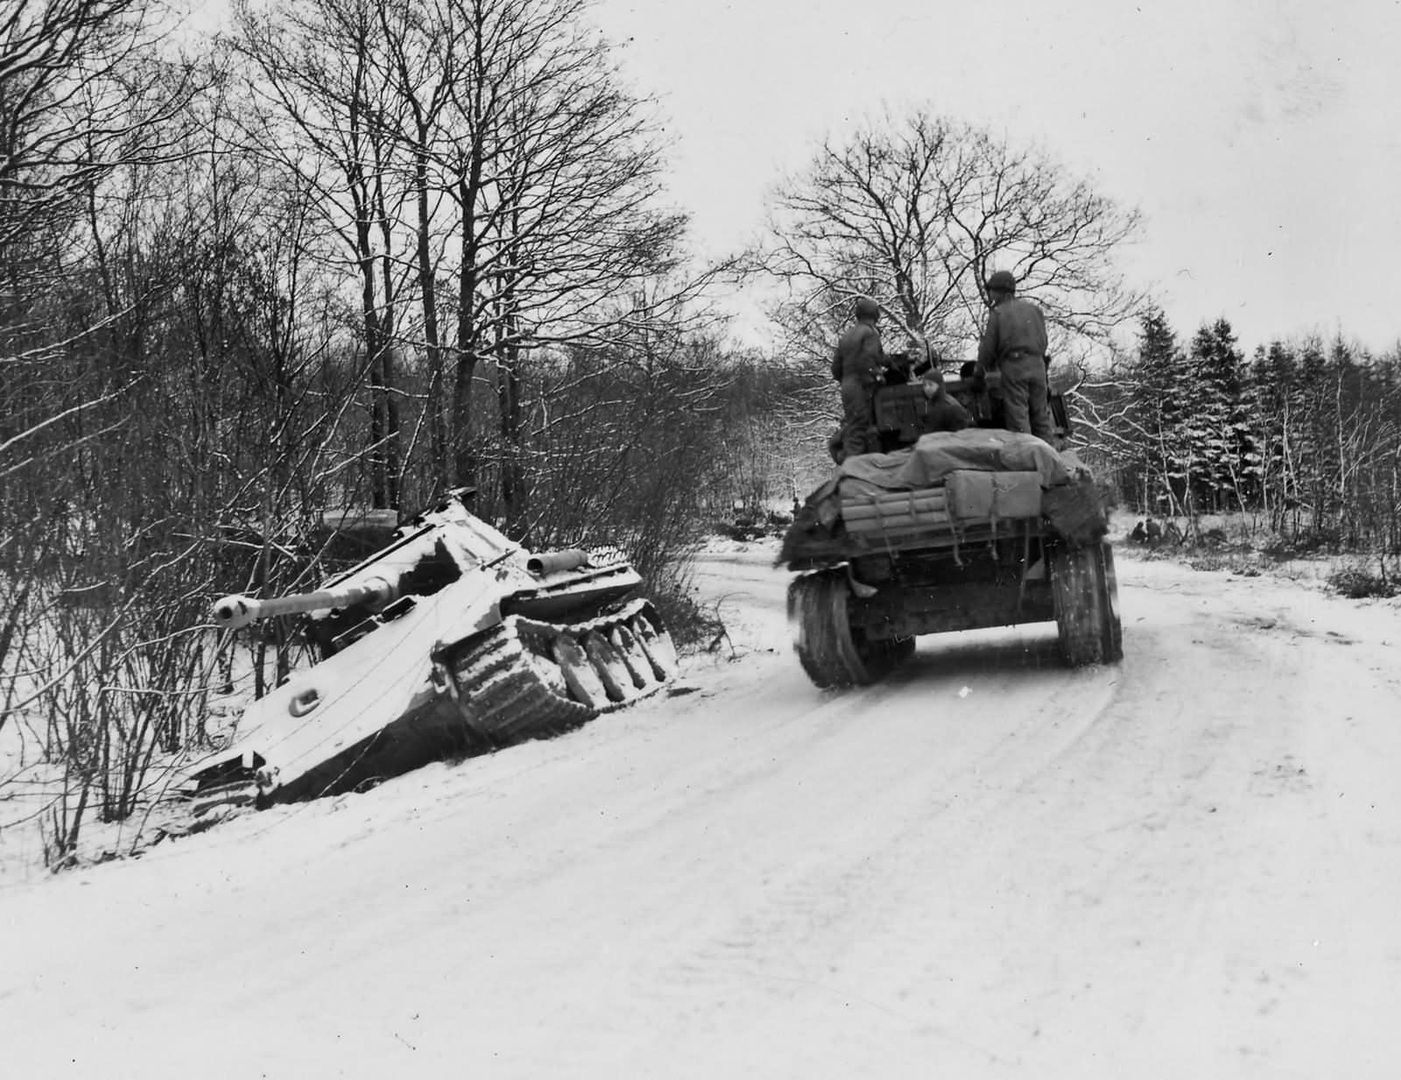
[591,0,1401,357]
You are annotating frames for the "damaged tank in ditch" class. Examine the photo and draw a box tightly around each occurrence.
[184,491,677,815]
[779,371,1122,687]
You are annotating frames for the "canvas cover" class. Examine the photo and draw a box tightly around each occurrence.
[779,430,1088,564]
[943,470,1045,523]
[806,430,1070,520]
[839,429,1071,491]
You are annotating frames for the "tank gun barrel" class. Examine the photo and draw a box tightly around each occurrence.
[212,576,396,631]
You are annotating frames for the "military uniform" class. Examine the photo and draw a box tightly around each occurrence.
[976,292,1054,445]
[832,317,886,458]
[917,384,972,435]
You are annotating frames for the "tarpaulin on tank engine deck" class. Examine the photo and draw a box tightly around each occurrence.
[845,429,1071,491]
[811,431,1069,516]
[778,431,1076,564]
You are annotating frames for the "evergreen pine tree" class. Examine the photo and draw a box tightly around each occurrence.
[1186,319,1248,511]
[1126,308,1191,517]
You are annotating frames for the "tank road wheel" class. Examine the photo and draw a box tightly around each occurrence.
[611,625,657,691]
[787,569,908,689]
[544,601,676,711]
[583,631,633,703]
[629,611,678,680]
[521,634,572,698]
[551,633,612,710]
[1051,541,1124,666]
[445,602,677,746]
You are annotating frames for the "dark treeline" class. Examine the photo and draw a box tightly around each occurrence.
[1078,309,1401,552]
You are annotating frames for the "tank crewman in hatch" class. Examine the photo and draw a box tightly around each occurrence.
[831,295,892,459]
[917,367,973,434]
[975,269,1056,445]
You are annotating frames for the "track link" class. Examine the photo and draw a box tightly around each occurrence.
[445,598,677,744]
[788,570,912,689]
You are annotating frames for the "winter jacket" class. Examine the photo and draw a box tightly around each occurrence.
[976,296,1048,372]
[832,320,885,383]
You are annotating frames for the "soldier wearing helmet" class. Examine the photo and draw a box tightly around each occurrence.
[917,367,972,434]
[831,296,891,459]
[976,270,1055,445]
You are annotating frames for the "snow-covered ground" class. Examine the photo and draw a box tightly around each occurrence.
[3,540,1401,1078]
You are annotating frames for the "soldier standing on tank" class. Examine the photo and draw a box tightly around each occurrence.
[975,270,1056,445]
[832,296,889,459]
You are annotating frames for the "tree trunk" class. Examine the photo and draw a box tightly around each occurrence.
[497,347,526,539]
[452,162,485,489]
[413,136,448,479]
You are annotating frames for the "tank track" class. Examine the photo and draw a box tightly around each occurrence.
[788,569,914,689]
[444,597,678,744]
[1051,540,1124,666]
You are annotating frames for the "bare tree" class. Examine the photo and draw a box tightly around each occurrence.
[760,109,1143,374]
[373,0,457,483]
[1,0,194,492]
[232,0,410,509]
[400,0,694,494]
[0,1,223,867]
[1,0,193,737]
[0,0,193,246]
[234,0,727,513]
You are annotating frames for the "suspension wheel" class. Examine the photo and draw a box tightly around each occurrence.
[629,610,678,680]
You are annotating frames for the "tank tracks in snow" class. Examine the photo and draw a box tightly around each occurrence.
[442,597,678,745]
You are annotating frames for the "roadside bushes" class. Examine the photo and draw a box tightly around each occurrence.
[1326,562,1398,600]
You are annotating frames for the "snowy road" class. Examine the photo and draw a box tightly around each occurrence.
[3,542,1401,1078]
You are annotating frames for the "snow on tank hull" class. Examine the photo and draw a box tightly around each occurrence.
[183,493,677,816]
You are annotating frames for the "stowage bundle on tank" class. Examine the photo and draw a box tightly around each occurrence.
[778,427,1122,688]
[182,491,678,818]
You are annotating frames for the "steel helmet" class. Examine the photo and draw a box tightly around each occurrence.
[985,270,1016,295]
[854,296,880,320]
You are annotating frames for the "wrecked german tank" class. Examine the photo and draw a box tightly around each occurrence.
[184,491,676,814]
